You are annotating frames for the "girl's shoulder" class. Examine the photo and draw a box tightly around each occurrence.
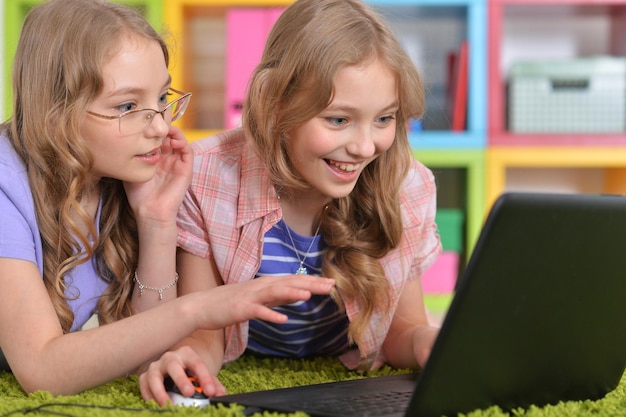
[402,158,437,198]
[190,128,248,157]
[0,132,31,204]
[0,131,39,257]
[0,131,27,174]
[189,128,266,180]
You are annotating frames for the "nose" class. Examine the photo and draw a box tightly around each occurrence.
[144,110,170,138]
[346,126,376,158]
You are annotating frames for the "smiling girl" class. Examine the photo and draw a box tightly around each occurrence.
[141,0,442,406]
[0,0,334,398]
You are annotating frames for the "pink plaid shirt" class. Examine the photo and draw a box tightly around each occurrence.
[177,128,441,370]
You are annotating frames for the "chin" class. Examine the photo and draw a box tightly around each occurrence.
[119,172,155,184]
[327,185,359,200]
[134,167,159,182]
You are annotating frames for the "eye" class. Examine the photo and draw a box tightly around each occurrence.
[326,117,348,127]
[115,102,136,114]
[376,114,396,125]
[158,91,170,108]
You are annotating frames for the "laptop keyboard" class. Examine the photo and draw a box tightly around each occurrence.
[290,390,411,416]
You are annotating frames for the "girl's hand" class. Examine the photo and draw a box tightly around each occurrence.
[411,325,439,368]
[139,346,223,406]
[124,126,193,224]
[139,276,335,406]
[382,279,439,369]
[194,275,336,331]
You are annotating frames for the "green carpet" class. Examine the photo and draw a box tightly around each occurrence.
[1,355,625,416]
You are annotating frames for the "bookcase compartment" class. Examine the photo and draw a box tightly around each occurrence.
[508,57,626,134]
[370,0,487,149]
[489,0,626,146]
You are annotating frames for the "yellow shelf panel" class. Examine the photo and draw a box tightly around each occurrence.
[183,128,222,142]
[487,147,626,208]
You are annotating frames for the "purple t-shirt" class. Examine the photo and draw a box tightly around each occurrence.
[0,133,108,331]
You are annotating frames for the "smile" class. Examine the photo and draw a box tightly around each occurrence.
[139,148,162,157]
[327,159,362,172]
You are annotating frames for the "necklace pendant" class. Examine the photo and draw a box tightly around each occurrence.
[296,264,308,275]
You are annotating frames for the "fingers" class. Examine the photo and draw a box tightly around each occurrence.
[194,276,335,331]
[158,126,190,158]
[249,305,289,324]
[233,276,335,322]
[271,275,335,294]
[253,276,334,305]
[139,347,225,406]
[163,126,191,153]
[167,125,186,143]
[166,126,193,160]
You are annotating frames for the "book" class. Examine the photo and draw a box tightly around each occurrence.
[449,40,469,131]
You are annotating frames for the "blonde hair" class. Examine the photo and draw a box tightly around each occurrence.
[4,0,170,333]
[244,0,425,350]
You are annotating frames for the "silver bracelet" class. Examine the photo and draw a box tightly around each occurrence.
[133,271,179,301]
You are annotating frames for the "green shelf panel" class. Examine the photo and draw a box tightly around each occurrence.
[413,149,485,258]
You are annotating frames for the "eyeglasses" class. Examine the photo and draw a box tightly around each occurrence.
[87,88,192,135]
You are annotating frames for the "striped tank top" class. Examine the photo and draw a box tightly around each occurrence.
[247,219,350,357]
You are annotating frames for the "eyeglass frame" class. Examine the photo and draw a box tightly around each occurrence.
[87,87,192,135]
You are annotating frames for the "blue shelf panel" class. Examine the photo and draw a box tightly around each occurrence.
[409,130,486,148]
[467,0,487,140]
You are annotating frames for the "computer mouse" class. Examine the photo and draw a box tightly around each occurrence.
[164,373,210,408]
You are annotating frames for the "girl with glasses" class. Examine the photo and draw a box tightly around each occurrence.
[0,0,334,399]
[147,0,442,406]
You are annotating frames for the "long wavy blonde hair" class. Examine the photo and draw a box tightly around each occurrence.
[243,0,425,349]
[4,0,170,333]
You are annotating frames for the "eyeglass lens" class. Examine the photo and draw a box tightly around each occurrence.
[119,93,190,135]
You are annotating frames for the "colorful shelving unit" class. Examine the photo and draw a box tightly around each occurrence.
[487,0,626,208]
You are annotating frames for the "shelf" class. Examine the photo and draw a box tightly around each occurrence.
[488,0,626,145]
[410,130,485,148]
[489,132,626,147]
[486,146,626,207]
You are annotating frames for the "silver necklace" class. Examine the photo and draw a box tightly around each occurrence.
[283,220,322,275]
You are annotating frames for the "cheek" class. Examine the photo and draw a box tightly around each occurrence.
[286,133,326,165]
[82,119,117,148]
[376,128,397,154]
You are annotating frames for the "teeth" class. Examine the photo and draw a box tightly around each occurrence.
[329,160,360,172]
[142,148,161,157]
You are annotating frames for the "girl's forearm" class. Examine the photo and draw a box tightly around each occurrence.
[132,220,180,309]
[17,295,198,395]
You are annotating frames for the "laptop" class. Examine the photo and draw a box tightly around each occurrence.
[212,192,626,417]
